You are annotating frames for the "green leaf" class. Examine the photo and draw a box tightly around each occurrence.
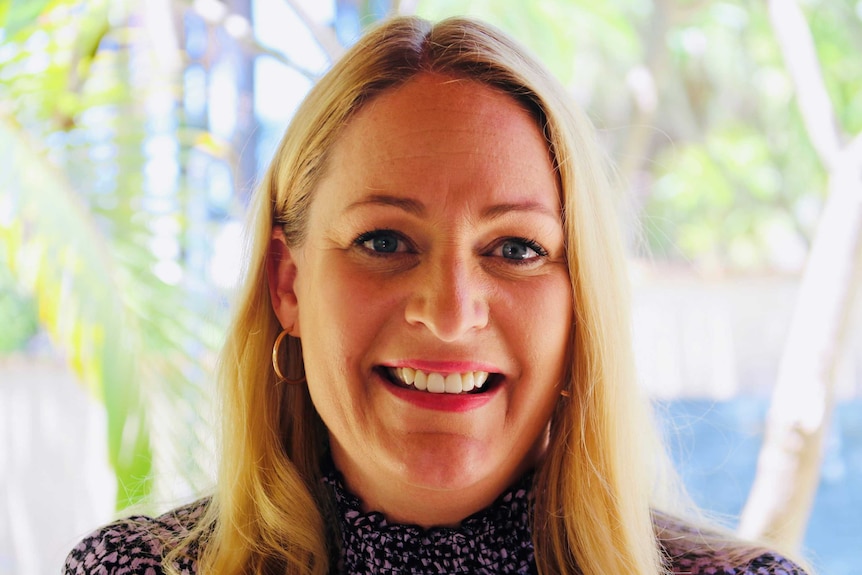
[0,115,153,509]
[1,0,55,39]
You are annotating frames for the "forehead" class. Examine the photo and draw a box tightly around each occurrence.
[356,73,538,139]
[351,75,540,152]
[318,73,557,204]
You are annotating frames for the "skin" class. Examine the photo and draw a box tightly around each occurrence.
[268,73,573,528]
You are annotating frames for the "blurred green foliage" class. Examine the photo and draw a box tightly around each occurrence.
[808,1,862,135]
[0,252,38,352]
[0,0,222,509]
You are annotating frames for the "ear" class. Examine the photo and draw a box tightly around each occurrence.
[267,226,301,337]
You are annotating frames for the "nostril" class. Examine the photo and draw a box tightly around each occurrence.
[404,295,489,341]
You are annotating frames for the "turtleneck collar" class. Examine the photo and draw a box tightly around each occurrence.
[320,463,537,575]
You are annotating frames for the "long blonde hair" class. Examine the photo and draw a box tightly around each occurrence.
[169,15,674,575]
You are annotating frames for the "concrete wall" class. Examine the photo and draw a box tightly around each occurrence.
[0,356,114,575]
[633,271,861,400]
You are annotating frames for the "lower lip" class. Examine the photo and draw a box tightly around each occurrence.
[381,373,499,412]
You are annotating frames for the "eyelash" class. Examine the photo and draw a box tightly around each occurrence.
[353,229,413,255]
[501,237,549,259]
[353,230,548,263]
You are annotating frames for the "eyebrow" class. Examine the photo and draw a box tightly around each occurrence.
[480,201,559,221]
[345,194,559,221]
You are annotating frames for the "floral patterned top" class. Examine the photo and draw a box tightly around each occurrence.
[65,470,808,575]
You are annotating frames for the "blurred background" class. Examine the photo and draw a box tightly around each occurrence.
[1,0,860,573]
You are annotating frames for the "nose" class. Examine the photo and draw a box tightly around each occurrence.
[404,254,489,342]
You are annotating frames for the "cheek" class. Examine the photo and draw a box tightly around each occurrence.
[502,273,573,356]
[299,258,403,359]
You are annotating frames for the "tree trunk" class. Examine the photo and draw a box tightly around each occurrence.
[737,0,862,549]
[738,143,862,547]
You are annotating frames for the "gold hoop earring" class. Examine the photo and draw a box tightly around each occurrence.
[272,329,306,385]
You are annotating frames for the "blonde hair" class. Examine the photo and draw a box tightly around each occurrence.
[169,15,683,575]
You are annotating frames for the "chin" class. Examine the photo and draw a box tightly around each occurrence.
[392,438,504,492]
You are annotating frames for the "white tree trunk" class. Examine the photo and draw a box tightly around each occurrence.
[738,0,862,549]
[738,143,862,546]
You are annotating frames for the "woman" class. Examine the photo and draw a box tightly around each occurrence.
[66,15,811,575]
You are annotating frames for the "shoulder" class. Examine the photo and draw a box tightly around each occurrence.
[63,498,210,575]
[667,546,808,575]
[655,513,810,575]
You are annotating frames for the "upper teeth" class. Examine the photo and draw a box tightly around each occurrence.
[390,367,490,394]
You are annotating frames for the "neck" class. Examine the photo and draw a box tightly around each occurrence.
[328,443,536,528]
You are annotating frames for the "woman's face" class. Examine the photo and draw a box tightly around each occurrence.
[269,73,572,524]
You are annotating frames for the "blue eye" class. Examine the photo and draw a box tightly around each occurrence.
[355,230,408,254]
[497,238,547,261]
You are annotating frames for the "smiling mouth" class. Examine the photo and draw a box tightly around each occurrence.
[382,367,498,395]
